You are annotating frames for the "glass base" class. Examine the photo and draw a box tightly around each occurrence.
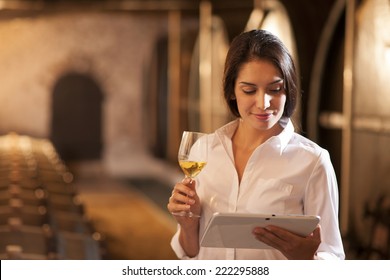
[171,211,200,218]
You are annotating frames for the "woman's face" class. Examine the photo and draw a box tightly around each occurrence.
[234,59,286,132]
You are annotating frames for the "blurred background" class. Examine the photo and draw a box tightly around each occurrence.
[0,0,389,260]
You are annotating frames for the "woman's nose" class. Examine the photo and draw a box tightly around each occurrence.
[256,92,271,110]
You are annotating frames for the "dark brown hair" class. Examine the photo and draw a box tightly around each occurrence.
[223,29,298,118]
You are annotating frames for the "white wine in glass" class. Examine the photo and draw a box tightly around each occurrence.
[173,131,208,218]
[178,161,207,179]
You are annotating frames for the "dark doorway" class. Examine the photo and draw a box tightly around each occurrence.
[50,72,104,161]
[145,36,169,159]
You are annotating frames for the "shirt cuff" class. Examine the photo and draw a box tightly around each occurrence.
[314,252,344,260]
[170,227,199,260]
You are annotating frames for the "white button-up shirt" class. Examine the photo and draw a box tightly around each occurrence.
[171,119,345,260]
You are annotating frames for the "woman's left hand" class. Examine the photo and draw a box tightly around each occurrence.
[252,225,321,260]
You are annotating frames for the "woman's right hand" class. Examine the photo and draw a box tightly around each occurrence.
[167,178,201,227]
[168,178,201,257]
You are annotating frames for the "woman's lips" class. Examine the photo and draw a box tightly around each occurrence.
[253,113,272,120]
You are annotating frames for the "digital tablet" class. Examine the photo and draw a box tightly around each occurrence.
[200,212,320,249]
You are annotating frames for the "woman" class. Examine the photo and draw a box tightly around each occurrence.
[167,29,345,260]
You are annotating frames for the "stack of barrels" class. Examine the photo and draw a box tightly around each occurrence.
[0,133,103,260]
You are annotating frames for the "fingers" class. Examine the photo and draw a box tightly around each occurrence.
[167,181,196,214]
[252,225,322,260]
[167,199,191,213]
[172,180,196,197]
[253,226,289,251]
[169,190,195,206]
[259,225,293,242]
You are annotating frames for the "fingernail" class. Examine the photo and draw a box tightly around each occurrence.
[188,191,195,197]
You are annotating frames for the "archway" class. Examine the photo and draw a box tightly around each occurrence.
[50,72,104,161]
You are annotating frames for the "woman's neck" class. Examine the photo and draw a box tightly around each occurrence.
[233,119,283,150]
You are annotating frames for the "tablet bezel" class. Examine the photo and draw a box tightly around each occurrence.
[200,212,320,249]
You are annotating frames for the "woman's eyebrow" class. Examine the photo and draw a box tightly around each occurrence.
[238,79,284,86]
[238,81,257,86]
[269,79,284,85]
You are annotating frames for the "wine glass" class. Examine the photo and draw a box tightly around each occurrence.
[172,131,208,218]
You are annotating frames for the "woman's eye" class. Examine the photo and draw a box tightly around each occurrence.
[268,87,282,94]
[242,88,256,94]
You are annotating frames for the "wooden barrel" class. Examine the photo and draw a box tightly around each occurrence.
[309,0,390,259]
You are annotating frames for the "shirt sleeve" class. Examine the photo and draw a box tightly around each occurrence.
[304,150,345,260]
[170,225,199,260]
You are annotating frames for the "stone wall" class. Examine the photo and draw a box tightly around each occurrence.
[0,11,175,178]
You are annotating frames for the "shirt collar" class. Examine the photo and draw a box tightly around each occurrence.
[214,117,295,155]
[212,120,238,155]
[277,117,294,154]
